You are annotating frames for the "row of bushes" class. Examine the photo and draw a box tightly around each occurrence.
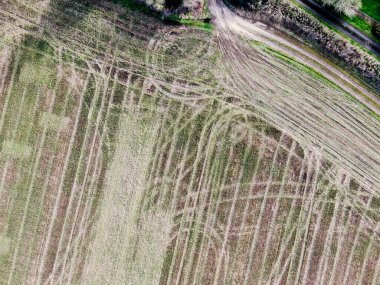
[227,0,380,92]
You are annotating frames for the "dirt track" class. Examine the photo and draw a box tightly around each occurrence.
[209,0,380,193]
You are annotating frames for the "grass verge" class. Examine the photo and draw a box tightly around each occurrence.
[165,15,213,31]
[361,0,380,22]
[342,14,380,44]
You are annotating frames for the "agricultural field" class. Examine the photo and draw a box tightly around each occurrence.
[0,0,380,284]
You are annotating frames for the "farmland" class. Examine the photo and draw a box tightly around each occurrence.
[0,0,380,284]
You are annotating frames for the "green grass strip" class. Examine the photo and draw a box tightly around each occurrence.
[165,15,213,31]
[254,41,340,89]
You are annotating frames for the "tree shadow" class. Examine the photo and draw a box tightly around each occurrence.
[164,0,183,10]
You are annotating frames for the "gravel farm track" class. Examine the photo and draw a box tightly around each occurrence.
[0,0,380,284]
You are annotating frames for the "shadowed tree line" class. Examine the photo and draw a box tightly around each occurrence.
[43,0,185,30]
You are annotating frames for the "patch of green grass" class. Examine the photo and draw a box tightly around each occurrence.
[370,197,380,209]
[250,41,341,90]
[361,0,380,22]
[0,236,11,256]
[165,15,213,31]
[341,14,380,44]
[343,15,372,34]
[40,112,70,131]
[22,35,54,56]
[1,141,32,160]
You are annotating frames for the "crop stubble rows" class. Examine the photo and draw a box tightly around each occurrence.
[0,0,379,284]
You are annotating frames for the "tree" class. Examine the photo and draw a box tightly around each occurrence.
[320,0,361,16]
